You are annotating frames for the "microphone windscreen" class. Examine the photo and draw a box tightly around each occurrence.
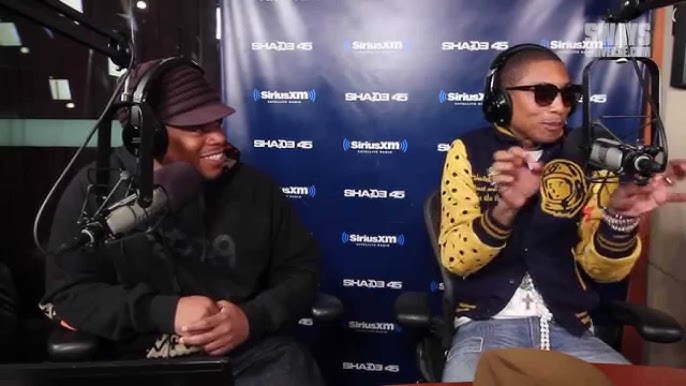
[561,123,616,166]
[153,162,203,212]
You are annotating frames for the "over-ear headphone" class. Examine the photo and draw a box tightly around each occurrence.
[121,57,204,159]
[482,43,574,127]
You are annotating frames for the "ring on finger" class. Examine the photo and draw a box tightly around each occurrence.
[665,176,675,186]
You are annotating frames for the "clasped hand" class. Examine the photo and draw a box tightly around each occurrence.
[174,295,249,356]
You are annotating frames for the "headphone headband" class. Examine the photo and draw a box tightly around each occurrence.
[132,57,203,104]
[482,43,563,126]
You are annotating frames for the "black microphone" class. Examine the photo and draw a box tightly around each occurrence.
[605,0,685,23]
[56,162,203,254]
[562,123,662,182]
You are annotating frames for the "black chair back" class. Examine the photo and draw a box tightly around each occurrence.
[423,189,457,334]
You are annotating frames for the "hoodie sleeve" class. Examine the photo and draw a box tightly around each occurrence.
[42,166,179,341]
[240,182,320,341]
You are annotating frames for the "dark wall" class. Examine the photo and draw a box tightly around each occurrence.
[0,0,220,119]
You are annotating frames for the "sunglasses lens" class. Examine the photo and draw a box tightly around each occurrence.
[533,84,559,106]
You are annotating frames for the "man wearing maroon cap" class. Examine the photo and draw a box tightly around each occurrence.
[42,58,324,385]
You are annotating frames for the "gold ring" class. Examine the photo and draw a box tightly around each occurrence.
[487,166,499,179]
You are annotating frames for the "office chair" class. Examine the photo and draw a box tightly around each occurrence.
[48,292,343,360]
[395,189,684,382]
[14,293,343,386]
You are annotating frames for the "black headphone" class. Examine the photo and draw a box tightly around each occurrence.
[121,57,204,159]
[482,43,575,127]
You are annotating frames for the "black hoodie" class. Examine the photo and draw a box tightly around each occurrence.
[42,147,320,353]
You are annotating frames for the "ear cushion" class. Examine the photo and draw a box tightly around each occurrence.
[483,87,512,127]
[122,103,168,159]
[483,43,562,126]
[122,57,200,159]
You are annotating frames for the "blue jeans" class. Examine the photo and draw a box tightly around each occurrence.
[442,317,630,382]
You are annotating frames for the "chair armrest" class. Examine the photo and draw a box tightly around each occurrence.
[606,300,683,343]
[311,293,344,322]
[47,327,100,361]
[395,292,431,329]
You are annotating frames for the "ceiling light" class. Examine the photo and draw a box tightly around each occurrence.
[59,0,83,13]
[0,23,21,46]
[49,78,73,100]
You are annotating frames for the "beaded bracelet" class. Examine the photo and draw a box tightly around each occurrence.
[601,207,642,233]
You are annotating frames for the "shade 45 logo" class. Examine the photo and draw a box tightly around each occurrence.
[344,92,409,102]
[579,94,608,104]
[342,362,400,373]
[348,320,401,334]
[251,41,313,51]
[253,139,313,150]
[281,185,316,199]
[441,41,508,51]
[437,143,450,152]
[343,189,405,199]
[342,139,409,155]
[342,279,403,290]
[341,232,405,248]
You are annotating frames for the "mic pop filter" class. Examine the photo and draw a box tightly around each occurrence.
[153,162,204,213]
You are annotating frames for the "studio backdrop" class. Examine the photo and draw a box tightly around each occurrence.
[219,1,651,384]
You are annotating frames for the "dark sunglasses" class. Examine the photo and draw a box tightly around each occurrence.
[506,83,582,107]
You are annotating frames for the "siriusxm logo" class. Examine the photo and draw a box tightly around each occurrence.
[342,362,400,373]
[342,279,403,290]
[540,38,603,53]
[251,41,313,51]
[438,90,484,106]
[282,185,316,198]
[348,320,401,333]
[343,189,405,199]
[437,143,450,152]
[341,232,405,247]
[344,92,408,102]
[343,39,407,52]
[342,139,409,155]
[298,318,313,326]
[253,139,313,150]
[429,281,445,292]
[441,41,508,51]
[252,89,316,104]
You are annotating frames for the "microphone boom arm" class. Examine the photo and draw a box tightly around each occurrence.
[0,0,132,67]
[606,0,686,23]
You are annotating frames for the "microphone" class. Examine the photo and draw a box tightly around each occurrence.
[588,138,662,177]
[56,162,203,254]
[562,123,662,183]
[605,0,684,23]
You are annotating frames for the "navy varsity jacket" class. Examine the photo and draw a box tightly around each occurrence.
[439,125,641,336]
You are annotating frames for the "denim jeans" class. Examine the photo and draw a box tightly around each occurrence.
[441,317,630,383]
[230,335,325,386]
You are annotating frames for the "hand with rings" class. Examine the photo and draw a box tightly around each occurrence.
[608,159,686,218]
[488,146,543,210]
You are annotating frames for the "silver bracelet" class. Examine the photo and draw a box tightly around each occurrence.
[601,207,641,233]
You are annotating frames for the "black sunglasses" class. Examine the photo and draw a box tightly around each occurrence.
[506,83,582,107]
